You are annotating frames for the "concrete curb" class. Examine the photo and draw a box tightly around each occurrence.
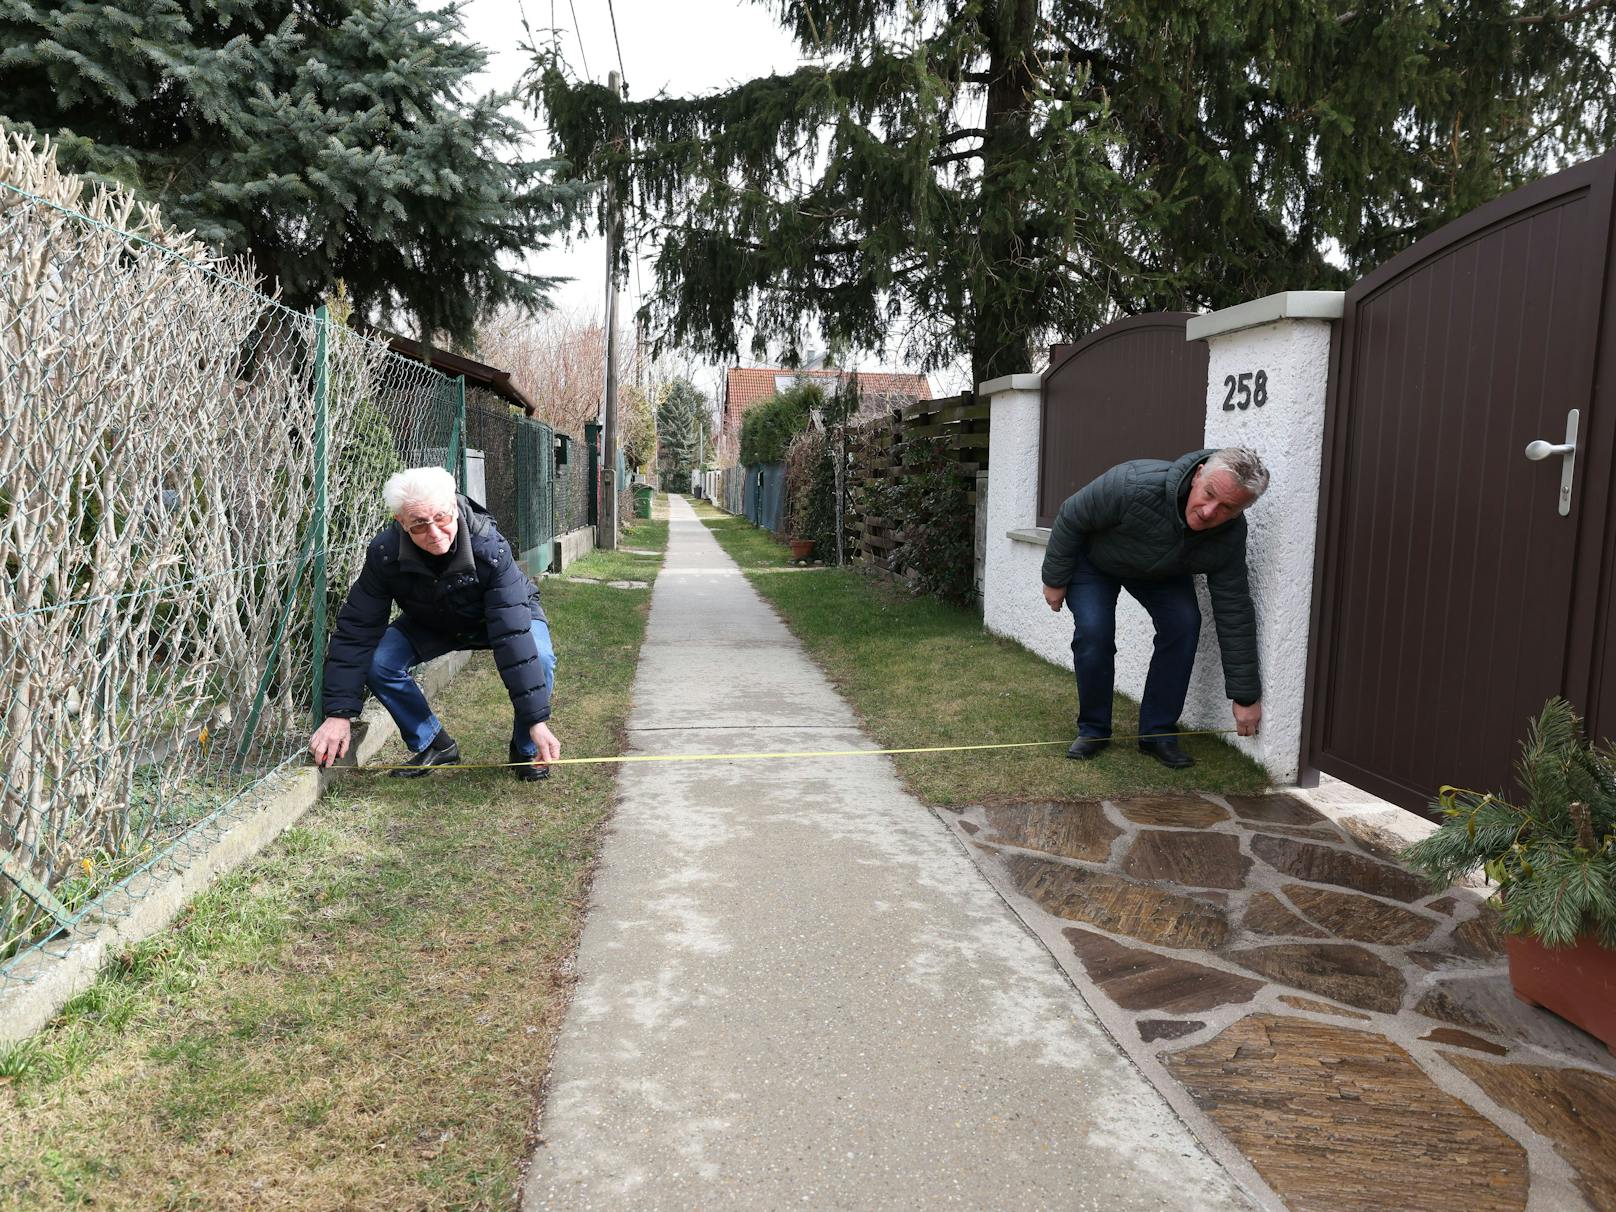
[552,524,596,572]
[0,651,470,1044]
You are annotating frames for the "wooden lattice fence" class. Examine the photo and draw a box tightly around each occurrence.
[849,393,989,588]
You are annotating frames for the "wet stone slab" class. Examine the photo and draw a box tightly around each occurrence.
[1449,913,1507,959]
[1224,793,1327,826]
[1116,796,1230,828]
[981,802,1122,864]
[1281,884,1438,946]
[1243,893,1329,939]
[1165,1014,1528,1212]
[1250,834,1429,902]
[1448,1054,1616,1211]
[1278,995,1371,1021]
[1064,927,1262,1014]
[1237,822,1346,842]
[1123,830,1252,890]
[1415,978,1614,1068]
[1228,943,1407,1013]
[1005,854,1231,949]
[1410,920,1510,970]
[1420,1027,1508,1056]
[1138,1018,1205,1043]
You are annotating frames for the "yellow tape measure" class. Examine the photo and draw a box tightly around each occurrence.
[341,729,1240,773]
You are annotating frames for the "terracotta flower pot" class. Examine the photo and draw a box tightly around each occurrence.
[789,538,815,562]
[1504,931,1616,1053]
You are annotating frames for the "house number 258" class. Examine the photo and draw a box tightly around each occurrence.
[1222,370,1268,410]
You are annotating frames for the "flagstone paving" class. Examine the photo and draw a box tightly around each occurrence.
[942,791,1616,1212]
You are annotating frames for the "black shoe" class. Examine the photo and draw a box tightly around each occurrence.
[1066,736,1110,760]
[1138,738,1195,769]
[389,736,460,778]
[509,748,551,782]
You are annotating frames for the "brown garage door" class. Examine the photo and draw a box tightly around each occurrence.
[1306,152,1616,815]
[1037,314,1207,527]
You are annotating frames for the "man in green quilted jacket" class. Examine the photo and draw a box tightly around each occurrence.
[1040,447,1268,769]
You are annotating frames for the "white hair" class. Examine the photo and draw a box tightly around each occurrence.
[383,466,457,516]
[1204,447,1270,499]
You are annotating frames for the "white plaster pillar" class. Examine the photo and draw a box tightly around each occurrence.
[979,374,1073,671]
[1181,291,1343,782]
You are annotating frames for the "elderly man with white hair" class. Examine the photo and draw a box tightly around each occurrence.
[1041,447,1269,770]
[308,466,559,780]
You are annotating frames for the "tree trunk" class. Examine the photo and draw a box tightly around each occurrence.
[971,0,1040,387]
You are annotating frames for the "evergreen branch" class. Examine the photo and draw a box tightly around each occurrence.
[1513,0,1615,21]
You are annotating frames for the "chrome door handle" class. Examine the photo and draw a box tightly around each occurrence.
[1524,408,1579,516]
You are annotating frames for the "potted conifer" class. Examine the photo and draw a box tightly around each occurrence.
[1401,698,1616,1051]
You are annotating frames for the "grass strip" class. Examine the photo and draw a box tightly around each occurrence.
[0,512,668,1212]
[689,500,1269,805]
[688,503,793,568]
[559,518,669,583]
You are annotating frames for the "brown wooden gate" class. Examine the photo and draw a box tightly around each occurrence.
[1306,152,1616,815]
[1037,314,1207,526]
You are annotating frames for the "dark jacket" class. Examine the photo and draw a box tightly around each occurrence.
[322,495,552,724]
[1041,449,1260,704]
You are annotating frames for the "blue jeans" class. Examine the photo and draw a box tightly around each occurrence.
[367,618,556,756]
[1067,548,1200,741]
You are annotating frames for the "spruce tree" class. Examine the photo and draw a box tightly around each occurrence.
[656,378,711,484]
[0,0,590,343]
[531,0,1615,383]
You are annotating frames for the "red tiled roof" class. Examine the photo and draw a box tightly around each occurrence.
[723,366,932,433]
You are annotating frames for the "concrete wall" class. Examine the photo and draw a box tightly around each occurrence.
[980,293,1341,782]
[1185,314,1334,780]
[552,525,596,573]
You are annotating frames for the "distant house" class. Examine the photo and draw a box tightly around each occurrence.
[721,365,932,445]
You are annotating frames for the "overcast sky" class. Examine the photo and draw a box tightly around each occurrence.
[455,0,950,398]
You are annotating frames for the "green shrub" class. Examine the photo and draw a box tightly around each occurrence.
[854,431,975,606]
[739,382,823,465]
[783,428,841,556]
[1401,697,1616,948]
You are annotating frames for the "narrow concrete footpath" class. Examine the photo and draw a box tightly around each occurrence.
[522,496,1251,1210]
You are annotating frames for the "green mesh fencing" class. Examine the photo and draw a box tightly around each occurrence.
[553,431,592,535]
[0,176,555,985]
[514,417,556,571]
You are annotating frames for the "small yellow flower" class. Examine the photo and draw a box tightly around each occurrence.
[80,857,94,876]
[198,725,210,748]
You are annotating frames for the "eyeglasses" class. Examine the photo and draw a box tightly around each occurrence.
[402,511,455,535]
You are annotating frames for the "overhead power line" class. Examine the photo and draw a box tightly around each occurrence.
[565,0,591,79]
[605,0,628,87]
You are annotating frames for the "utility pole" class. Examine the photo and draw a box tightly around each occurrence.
[636,314,647,391]
[600,68,622,550]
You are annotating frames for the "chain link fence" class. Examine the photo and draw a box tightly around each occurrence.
[464,390,557,571]
[0,135,557,986]
[554,432,594,536]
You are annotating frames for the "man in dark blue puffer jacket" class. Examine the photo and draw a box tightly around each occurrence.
[308,466,559,781]
[1040,447,1268,770]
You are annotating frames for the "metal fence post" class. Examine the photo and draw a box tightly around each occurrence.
[585,421,601,526]
[455,375,468,492]
[308,304,332,726]
[444,375,468,491]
